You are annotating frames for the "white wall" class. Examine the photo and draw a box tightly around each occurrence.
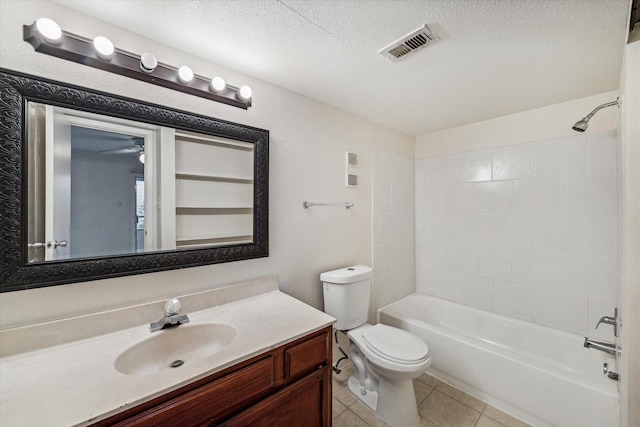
[0,1,414,328]
[415,94,619,337]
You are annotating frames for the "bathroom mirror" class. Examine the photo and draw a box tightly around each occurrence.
[0,69,269,292]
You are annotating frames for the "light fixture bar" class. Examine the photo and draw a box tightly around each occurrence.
[23,21,251,109]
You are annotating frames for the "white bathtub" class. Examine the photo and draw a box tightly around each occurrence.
[378,293,619,427]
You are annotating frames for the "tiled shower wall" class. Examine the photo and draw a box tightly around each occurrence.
[415,131,618,337]
[372,152,415,314]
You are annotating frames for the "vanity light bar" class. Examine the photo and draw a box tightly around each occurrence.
[23,19,252,109]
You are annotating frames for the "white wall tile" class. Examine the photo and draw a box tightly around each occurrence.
[535,288,588,335]
[559,253,617,299]
[424,213,455,243]
[416,184,442,216]
[535,135,587,177]
[587,215,618,258]
[443,183,475,213]
[373,214,384,245]
[492,144,535,180]
[415,158,429,186]
[456,150,492,182]
[588,296,617,341]
[512,177,560,213]
[512,249,559,289]
[416,239,443,272]
[456,273,493,311]
[374,152,414,312]
[474,247,513,281]
[426,268,459,301]
[561,174,617,214]
[425,156,457,186]
[456,214,499,246]
[587,131,617,175]
[415,130,618,334]
[474,181,512,213]
[535,214,587,254]
[415,261,429,294]
[493,280,536,321]
[373,181,392,214]
[373,244,392,277]
[442,243,476,275]
[493,214,536,249]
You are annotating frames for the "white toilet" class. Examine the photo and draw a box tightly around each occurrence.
[321,265,431,427]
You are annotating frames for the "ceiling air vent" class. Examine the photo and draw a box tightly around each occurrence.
[378,24,439,62]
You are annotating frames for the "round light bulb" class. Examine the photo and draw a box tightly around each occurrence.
[35,18,62,43]
[138,152,145,164]
[139,52,158,73]
[211,76,226,91]
[239,85,252,100]
[178,66,194,83]
[93,36,114,59]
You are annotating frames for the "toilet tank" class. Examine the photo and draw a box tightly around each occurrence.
[320,265,372,331]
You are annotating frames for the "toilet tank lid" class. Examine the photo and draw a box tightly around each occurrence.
[320,265,372,284]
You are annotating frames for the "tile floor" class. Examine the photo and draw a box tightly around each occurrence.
[332,364,533,427]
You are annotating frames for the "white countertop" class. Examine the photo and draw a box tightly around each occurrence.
[0,277,335,426]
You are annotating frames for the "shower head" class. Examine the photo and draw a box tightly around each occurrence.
[571,98,619,133]
[572,118,589,132]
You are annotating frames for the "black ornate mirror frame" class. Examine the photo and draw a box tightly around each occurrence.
[0,68,269,292]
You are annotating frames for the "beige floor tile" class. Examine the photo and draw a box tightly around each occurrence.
[483,405,532,427]
[413,378,434,405]
[349,400,394,427]
[415,371,445,388]
[418,390,481,427]
[475,414,508,427]
[333,397,348,419]
[417,416,439,427]
[333,364,357,406]
[436,382,486,412]
[333,380,357,407]
[332,408,370,427]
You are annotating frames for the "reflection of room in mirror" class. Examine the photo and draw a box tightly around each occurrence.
[26,101,257,264]
[26,102,158,263]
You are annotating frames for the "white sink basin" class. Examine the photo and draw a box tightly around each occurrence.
[115,323,236,376]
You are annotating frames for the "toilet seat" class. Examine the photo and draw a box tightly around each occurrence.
[362,324,429,364]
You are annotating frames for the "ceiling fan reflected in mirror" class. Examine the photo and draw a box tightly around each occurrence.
[98,136,145,163]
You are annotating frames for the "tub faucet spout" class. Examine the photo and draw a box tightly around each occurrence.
[583,337,617,356]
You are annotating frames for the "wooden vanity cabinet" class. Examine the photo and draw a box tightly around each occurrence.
[93,326,332,427]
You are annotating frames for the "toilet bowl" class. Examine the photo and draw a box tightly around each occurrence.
[347,323,431,427]
[320,265,431,427]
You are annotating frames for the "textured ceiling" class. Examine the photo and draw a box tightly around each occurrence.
[57,0,630,136]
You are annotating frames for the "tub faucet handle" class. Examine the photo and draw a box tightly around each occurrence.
[595,307,618,337]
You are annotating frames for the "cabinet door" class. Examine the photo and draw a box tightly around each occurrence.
[222,367,331,427]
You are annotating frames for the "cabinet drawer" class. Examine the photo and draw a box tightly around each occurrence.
[114,356,274,426]
[284,332,329,379]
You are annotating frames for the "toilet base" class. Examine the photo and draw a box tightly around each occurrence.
[348,374,420,427]
[348,376,378,410]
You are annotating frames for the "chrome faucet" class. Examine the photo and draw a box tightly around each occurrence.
[583,337,617,356]
[149,298,190,332]
[595,307,618,337]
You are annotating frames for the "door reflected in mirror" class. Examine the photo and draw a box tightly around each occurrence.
[27,101,254,263]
